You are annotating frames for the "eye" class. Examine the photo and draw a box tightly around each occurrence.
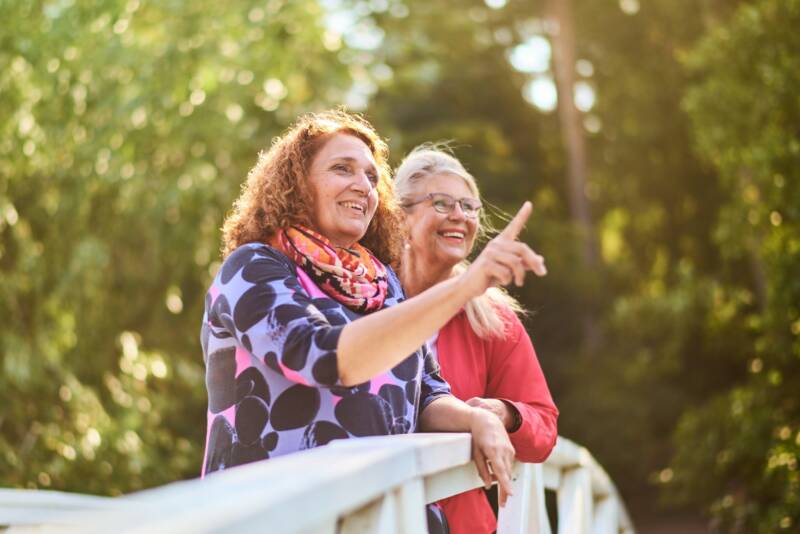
[463,200,481,212]
[367,172,379,185]
[432,198,450,210]
[331,163,350,173]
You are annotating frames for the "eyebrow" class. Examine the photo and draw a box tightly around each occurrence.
[328,156,377,174]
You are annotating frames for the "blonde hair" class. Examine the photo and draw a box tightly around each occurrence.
[395,143,526,338]
[221,110,403,265]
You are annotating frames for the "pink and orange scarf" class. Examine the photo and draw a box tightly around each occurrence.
[277,225,388,313]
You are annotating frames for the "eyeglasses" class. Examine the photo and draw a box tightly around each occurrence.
[402,192,483,219]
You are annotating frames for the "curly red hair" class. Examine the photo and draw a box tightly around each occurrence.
[221,110,403,265]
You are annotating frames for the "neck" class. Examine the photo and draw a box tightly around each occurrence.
[400,248,456,298]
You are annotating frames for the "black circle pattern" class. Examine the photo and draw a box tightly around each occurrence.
[235,396,269,445]
[391,354,419,381]
[205,416,234,474]
[234,283,278,332]
[301,421,349,448]
[220,247,255,284]
[334,392,393,437]
[236,367,271,404]
[206,348,236,413]
[201,244,451,476]
[271,384,321,431]
[311,352,338,386]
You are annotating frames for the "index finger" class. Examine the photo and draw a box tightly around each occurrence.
[498,201,532,241]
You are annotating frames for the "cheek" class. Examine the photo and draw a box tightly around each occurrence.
[421,215,442,244]
[459,222,478,253]
[467,221,478,243]
[367,190,380,219]
[406,213,429,243]
[308,182,327,221]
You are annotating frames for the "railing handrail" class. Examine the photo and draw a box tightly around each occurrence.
[0,434,634,533]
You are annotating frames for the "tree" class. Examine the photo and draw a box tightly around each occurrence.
[0,0,350,494]
[667,1,800,531]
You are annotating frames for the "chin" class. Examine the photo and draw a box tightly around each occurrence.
[435,250,466,269]
[340,228,369,246]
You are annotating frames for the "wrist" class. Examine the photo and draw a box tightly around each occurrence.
[455,270,482,302]
[501,400,522,433]
[467,406,490,430]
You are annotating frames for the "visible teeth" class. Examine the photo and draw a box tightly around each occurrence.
[341,202,364,213]
[442,232,464,238]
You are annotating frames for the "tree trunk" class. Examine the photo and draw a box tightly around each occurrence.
[547,0,601,350]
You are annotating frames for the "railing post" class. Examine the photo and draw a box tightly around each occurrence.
[497,463,551,534]
[557,466,592,534]
[339,491,400,534]
[591,495,619,534]
[395,479,427,533]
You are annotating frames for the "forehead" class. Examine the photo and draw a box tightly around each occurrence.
[313,133,376,168]
[421,172,476,198]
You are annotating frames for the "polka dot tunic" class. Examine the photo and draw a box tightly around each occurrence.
[200,243,452,475]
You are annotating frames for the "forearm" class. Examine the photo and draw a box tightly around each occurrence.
[420,395,518,504]
[418,395,476,432]
[337,276,471,386]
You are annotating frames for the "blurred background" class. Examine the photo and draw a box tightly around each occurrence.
[1,0,799,531]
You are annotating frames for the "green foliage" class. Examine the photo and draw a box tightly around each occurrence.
[361,0,798,527]
[2,0,798,529]
[666,0,800,530]
[0,0,350,494]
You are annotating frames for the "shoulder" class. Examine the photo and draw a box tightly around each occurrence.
[217,243,295,286]
[383,264,407,301]
[489,303,526,345]
[440,311,478,346]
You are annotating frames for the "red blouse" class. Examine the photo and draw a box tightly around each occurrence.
[435,308,559,534]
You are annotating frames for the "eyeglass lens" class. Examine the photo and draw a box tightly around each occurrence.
[430,193,481,217]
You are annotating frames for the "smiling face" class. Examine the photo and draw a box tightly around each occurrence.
[306,133,380,248]
[404,172,479,271]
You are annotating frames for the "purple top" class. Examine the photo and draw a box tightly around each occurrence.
[200,243,451,475]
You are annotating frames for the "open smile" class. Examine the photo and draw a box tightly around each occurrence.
[339,201,367,215]
[439,230,466,242]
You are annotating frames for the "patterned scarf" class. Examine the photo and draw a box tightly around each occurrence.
[277,225,388,313]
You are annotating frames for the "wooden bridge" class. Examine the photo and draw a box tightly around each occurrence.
[0,434,633,533]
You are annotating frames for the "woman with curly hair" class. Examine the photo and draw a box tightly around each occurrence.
[395,145,558,534]
[200,110,546,530]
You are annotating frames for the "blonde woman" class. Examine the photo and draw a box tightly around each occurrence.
[397,145,558,534]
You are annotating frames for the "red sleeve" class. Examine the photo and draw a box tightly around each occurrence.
[486,309,559,463]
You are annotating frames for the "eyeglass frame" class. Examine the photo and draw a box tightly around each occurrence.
[401,192,483,219]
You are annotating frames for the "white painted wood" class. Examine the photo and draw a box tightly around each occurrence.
[0,489,118,526]
[395,479,427,534]
[0,434,635,534]
[497,463,551,534]
[423,462,485,503]
[557,467,592,534]
[339,492,399,534]
[294,517,337,534]
[73,443,418,534]
[591,496,618,534]
[542,464,561,491]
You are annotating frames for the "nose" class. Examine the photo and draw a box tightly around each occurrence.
[448,201,467,221]
[351,170,374,195]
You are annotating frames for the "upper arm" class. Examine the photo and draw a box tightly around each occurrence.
[487,311,558,458]
[487,311,554,407]
[206,244,345,388]
[419,343,452,414]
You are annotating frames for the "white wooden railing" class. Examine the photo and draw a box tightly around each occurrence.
[0,434,633,534]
